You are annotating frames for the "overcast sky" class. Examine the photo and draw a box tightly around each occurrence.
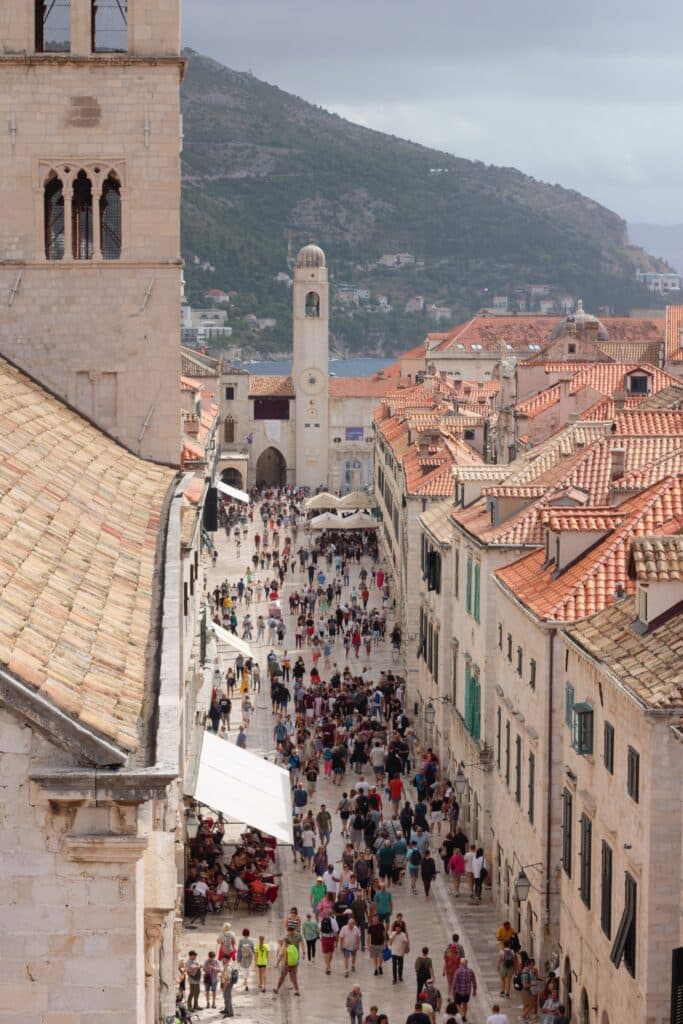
[183,0,683,225]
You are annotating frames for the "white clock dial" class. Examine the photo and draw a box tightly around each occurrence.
[298,368,325,395]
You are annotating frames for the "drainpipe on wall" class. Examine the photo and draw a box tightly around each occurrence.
[545,626,556,932]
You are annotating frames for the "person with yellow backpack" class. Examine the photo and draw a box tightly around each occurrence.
[272,932,301,997]
[254,936,269,993]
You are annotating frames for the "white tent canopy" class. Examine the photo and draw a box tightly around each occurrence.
[342,510,378,529]
[339,490,374,510]
[216,480,250,504]
[206,609,254,660]
[309,511,344,530]
[190,732,293,845]
[305,491,341,510]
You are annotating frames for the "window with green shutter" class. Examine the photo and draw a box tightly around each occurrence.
[579,813,592,907]
[601,841,613,938]
[515,735,522,803]
[571,703,594,756]
[496,706,502,769]
[562,788,572,876]
[505,720,511,786]
[528,751,535,824]
[473,563,481,622]
[472,676,481,742]
[565,683,575,727]
[465,556,472,614]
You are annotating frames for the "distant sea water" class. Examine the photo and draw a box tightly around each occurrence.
[241,357,394,377]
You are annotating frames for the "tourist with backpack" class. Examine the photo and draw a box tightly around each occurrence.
[220,959,239,1017]
[497,941,517,999]
[272,934,301,996]
[408,840,422,893]
[320,910,339,974]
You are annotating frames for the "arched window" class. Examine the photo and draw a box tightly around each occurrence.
[100,173,122,259]
[305,291,320,318]
[44,174,65,260]
[72,170,93,259]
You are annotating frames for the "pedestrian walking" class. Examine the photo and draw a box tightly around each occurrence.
[320,910,339,974]
[486,1005,509,1024]
[367,915,387,976]
[346,986,364,1024]
[415,947,434,998]
[255,936,269,992]
[236,928,255,990]
[389,919,410,983]
[303,912,319,961]
[451,959,477,1023]
[220,959,238,1018]
[497,941,517,999]
[186,950,201,1012]
[203,951,221,1010]
[272,934,301,996]
[421,848,437,898]
[339,914,361,977]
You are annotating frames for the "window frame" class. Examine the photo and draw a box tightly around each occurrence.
[601,840,613,939]
[465,555,473,614]
[571,703,594,756]
[603,721,615,774]
[579,812,592,908]
[496,706,502,770]
[561,787,573,876]
[515,734,522,804]
[473,562,481,623]
[627,746,640,803]
[505,720,511,786]
[528,750,535,824]
[529,658,536,691]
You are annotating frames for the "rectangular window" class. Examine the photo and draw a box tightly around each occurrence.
[465,556,473,614]
[565,683,575,727]
[571,703,594,756]
[451,650,458,705]
[515,735,522,804]
[496,706,502,770]
[601,841,613,939]
[498,623,503,649]
[579,813,592,907]
[253,397,289,420]
[603,721,614,774]
[562,788,573,876]
[670,947,683,1022]
[427,550,441,593]
[36,0,71,52]
[627,746,640,803]
[528,751,535,824]
[225,385,235,400]
[507,633,513,662]
[433,630,439,684]
[91,0,128,53]
[473,563,481,623]
[464,666,480,742]
[454,548,460,598]
[516,645,523,675]
[529,658,536,690]
[427,622,433,672]
[611,873,637,977]
[505,720,511,786]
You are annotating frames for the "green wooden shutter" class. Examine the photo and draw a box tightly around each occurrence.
[473,563,481,622]
[465,556,472,614]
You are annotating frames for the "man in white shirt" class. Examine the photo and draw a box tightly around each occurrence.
[323,867,339,895]
[486,1005,509,1024]
[338,915,361,977]
[356,776,370,796]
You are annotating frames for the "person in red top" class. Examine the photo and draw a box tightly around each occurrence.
[388,776,406,813]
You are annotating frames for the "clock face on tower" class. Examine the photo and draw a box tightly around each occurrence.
[298,368,325,395]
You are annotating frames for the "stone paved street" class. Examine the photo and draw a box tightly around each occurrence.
[182,504,527,1024]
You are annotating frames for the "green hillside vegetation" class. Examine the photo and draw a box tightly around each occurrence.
[180,51,665,355]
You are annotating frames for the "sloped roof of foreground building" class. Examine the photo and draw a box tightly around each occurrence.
[0,356,175,754]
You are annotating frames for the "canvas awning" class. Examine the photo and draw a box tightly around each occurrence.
[216,481,250,504]
[342,510,378,529]
[305,491,341,510]
[339,490,374,510]
[309,511,344,530]
[189,732,293,845]
[206,609,255,660]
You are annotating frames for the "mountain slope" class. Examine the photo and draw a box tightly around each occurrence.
[629,223,683,275]
[180,51,663,354]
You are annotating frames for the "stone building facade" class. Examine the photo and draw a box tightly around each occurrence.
[0,0,184,465]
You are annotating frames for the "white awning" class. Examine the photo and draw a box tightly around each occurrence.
[305,491,341,510]
[216,481,250,504]
[339,490,374,510]
[190,731,293,845]
[206,610,255,660]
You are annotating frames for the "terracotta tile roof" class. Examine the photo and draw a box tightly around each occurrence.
[419,501,454,544]
[638,384,683,410]
[629,534,683,582]
[183,476,204,505]
[329,363,406,398]
[518,360,595,372]
[516,363,680,419]
[565,597,683,708]
[181,347,220,378]
[611,410,683,436]
[481,485,546,498]
[596,340,663,365]
[496,476,683,621]
[435,316,558,354]
[249,374,294,397]
[539,507,625,532]
[181,375,201,392]
[0,357,175,752]
[612,451,683,492]
[413,463,457,497]
[665,305,683,361]
[579,395,641,421]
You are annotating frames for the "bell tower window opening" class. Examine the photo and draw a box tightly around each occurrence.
[100,174,122,259]
[305,291,320,318]
[35,0,72,53]
[44,174,65,260]
[72,171,94,260]
[91,0,128,53]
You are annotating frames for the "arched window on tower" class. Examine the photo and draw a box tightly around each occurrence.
[44,174,65,260]
[72,171,93,260]
[305,291,320,318]
[100,173,122,259]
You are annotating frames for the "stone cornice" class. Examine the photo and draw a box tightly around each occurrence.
[64,834,148,863]
[29,766,177,803]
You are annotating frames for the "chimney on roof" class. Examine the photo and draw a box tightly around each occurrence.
[613,389,627,413]
[614,581,626,602]
[610,446,626,482]
[422,375,435,393]
[557,373,573,401]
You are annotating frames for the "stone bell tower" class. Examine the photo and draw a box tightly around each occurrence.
[0,0,184,465]
[292,243,330,490]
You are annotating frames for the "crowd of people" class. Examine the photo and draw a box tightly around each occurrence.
[177,486,569,1024]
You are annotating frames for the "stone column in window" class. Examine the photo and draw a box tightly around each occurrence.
[63,184,73,261]
[92,174,102,261]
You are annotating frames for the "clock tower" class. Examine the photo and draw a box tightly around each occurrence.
[292,244,330,490]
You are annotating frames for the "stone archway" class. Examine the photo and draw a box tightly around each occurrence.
[221,466,244,488]
[255,446,287,488]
